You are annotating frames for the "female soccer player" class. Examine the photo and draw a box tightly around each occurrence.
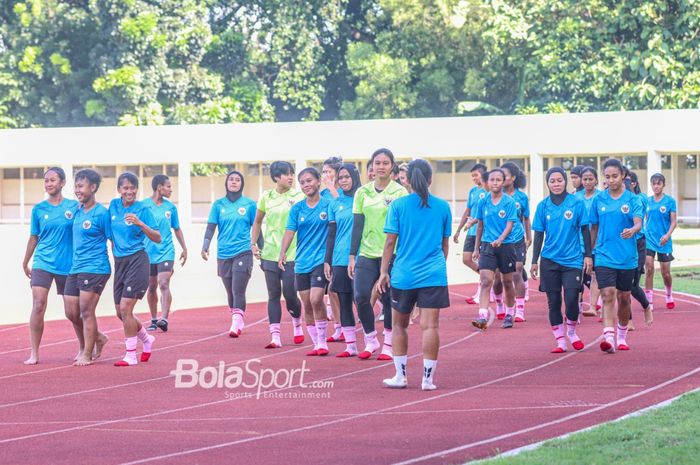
[627,172,653,327]
[472,168,520,330]
[377,159,451,390]
[453,163,488,305]
[110,172,161,366]
[531,168,592,353]
[22,167,82,365]
[251,161,305,348]
[397,163,411,191]
[202,170,256,339]
[350,148,408,360]
[325,163,362,357]
[321,156,343,341]
[644,173,677,310]
[577,166,602,317]
[589,159,643,353]
[279,168,331,356]
[66,169,111,366]
[499,162,531,322]
[144,174,187,332]
[570,165,585,192]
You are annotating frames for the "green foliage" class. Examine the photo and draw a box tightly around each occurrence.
[2,1,700,128]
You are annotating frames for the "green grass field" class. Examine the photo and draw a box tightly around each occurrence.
[476,266,700,465]
[671,238,700,246]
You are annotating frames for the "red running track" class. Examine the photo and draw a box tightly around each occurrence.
[0,285,698,465]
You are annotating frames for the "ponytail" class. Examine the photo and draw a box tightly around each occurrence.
[408,159,432,208]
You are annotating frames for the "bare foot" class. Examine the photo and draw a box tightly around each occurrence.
[644,307,654,326]
[73,356,93,367]
[23,355,39,365]
[74,350,84,362]
[94,334,109,359]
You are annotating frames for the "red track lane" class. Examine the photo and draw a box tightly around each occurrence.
[0,285,698,465]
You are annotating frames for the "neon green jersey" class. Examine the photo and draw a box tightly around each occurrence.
[258,188,306,261]
[352,180,408,259]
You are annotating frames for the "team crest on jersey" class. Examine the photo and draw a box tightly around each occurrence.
[164,211,171,219]
[479,192,486,199]
[601,206,606,212]
[516,202,521,210]
[238,207,246,216]
[125,217,134,226]
[288,199,296,206]
[564,210,573,220]
[44,214,49,220]
[621,204,630,214]
[339,205,344,211]
[384,197,394,206]
[64,210,73,220]
[82,220,92,230]
[221,208,226,214]
[320,212,328,221]
[300,216,305,222]
[112,215,116,220]
[660,206,667,213]
[498,210,506,219]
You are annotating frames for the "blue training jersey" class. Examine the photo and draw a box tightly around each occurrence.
[286,196,331,273]
[384,193,451,290]
[30,199,79,275]
[575,189,599,252]
[70,203,112,275]
[466,186,486,236]
[645,194,676,254]
[142,197,180,264]
[589,189,643,270]
[532,194,586,269]
[328,190,354,267]
[207,196,257,260]
[504,189,528,242]
[109,198,159,258]
[475,193,520,244]
[635,192,648,240]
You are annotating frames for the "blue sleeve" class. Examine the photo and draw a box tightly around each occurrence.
[589,197,599,225]
[286,204,299,231]
[576,199,586,228]
[506,200,518,223]
[670,197,677,212]
[171,206,181,229]
[631,195,643,219]
[248,201,257,226]
[522,196,530,218]
[384,202,399,235]
[102,209,112,241]
[207,201,219,225]
[532,201,545,232]
[442,203,452,237]
[141,205,158,230]
[474,199,484,220]
[30,206,40,236]
[466,187,476,210]
[328,202,336,222]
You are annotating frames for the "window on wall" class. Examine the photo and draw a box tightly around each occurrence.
[455,160,487,172]
[687,154,698,169]
[623,156,647,170]
[166,164,178,177]
[435,160,453,173]
[577,156,597,168]
[553,157,574,171]
[262,163,270,175]
[543,158,549,170]
[502,159,525,171]
[96,166,116,178]
[143,165,163,177]
[24,167,44,179]
[247,163,261,176]
[2,168,20,179]
[661,155,672,169]
[125,166,140,176]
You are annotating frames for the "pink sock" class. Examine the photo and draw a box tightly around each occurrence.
[307,324,318,345]
[292,317,303,336]
[232,309,245,330]
[136,326,149,342]
[596,296,603,308]
[495,293,503,305]
[506,306,515,317]
[315,320,328,349]
[603,326,615,343]
[565,318,579,342]
[617,324,628,343]
[332,323,342,338]
[665,286,673,298]
[645,289,653,301]
[516,298,525,311]
[269,323,280,337]
[478,308,489,319]
[341,326,356,344]
[383,329,393,348]
[552,325,566,349]
[123,336,138,364]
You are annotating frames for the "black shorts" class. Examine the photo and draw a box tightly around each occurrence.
[30,269,67,295]
[478,243,517,274]
[218,251,254,278]
[114,250,150,302]
[150,261,175,277]
[330,265,353,294]
[64,273,110,297]
[295,264,328,291]
[646,249,674,263]
[391,286,450,314]
[595,266,635,292]
[463,235,476,253]
[515,240,527,263]
[260,258,295,274]
[539,258,583,293]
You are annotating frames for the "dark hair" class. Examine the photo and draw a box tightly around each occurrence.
[366,160,373,170]
[323,156,343,174]
[487,168,505,182]
[44,167,66,182]
[650,173,666,185]
[74,168,102,192]
[225,170,245,193]
[370,148,396,167]
[270,161,294,182]
[628,171,641,194]
[391,163,400,176]
[338,163,361,197]
[501,162,527,189]
[118,171,139,189]
[470,163,487,175]
[298,167,321,181]
[408,159,432,207]
[602,158,624,174]
[580,166,598,180]
[151,174,169,191]
[570,165,585,177]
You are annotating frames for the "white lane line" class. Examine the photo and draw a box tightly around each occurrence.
[0,327,123,356]
[0,324,29,333]
[393,366,700,465]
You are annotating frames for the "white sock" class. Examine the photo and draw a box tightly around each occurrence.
[292,317,303,336]
[315,320,328,350]
[307,324,318,345]
[423,359,437,384]
[394,355,407,379]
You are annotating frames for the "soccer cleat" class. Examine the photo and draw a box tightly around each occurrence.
[140,351,152,362]
[293,335,305,345]
[358,340,380,360]
[265,341,281,349]
[464,296,477,305]
[617,343,630,351]
[306,349,319,356]
[600,339,616,354]
[421,381,437,391]
[326,334,345,343]
[551,347,566,354]
[147,321,158,331]
[572,340,585,351]
[229,329,241,338]
[502,314,514,329]
[156,319,169,332]
[336,349,357,358]
[383,375,408,389]
[317,348,329,356]
[666,301,676,310]
[496,312,506,320]
[472,318,488,331]
[514,313,526,323]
